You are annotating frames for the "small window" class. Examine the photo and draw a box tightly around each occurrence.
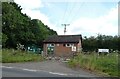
[51,44,55,47]
[66,44,70,47]
[63,44,72,47]
[47,44,54,47]
[66,44,72,47]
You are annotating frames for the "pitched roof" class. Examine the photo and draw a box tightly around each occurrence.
[43,35,82,43]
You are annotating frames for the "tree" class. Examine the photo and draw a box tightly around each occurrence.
[82,34,119,52]
[2,2,57,48]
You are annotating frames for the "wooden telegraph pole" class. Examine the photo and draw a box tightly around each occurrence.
[61,24,70,35]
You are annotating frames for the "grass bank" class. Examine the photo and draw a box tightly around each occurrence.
[1,49,45,63]
[67,52,119,77]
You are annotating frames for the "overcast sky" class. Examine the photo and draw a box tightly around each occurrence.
[14,0,119,37]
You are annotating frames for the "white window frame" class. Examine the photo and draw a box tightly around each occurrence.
[57,44,59,46]
[47,44,55,47]
[66,44,72,47]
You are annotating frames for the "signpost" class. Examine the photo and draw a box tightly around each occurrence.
[72,46,76,52]
[98,49,109,55]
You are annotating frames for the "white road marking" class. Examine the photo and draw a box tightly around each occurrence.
[22,68,37,72]
[49,72,68,76]
[2,66,13,69]
[2,66,73,76]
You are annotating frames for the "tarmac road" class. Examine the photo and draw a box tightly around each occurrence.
[2,67,67,77]
[2,60,99,77]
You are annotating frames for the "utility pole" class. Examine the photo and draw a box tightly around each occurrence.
[61,24,70,35]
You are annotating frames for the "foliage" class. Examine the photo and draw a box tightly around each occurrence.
[82,34,120,52]
[2,2,57,48]
[1,33,8,47]
[68,53,119,77]
[2,49,45,63]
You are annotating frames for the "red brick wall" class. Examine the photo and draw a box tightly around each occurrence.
[43,41,82,57]
[54,44,72,56]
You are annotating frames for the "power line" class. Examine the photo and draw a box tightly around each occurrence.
[64,2,76,24]
[65,2,77,23]
[59,1,75,34]
[62,0,69,23]
[51,1,85,35]
[55,0,69,29]
[61,2,84,35]
[68,2,85,24]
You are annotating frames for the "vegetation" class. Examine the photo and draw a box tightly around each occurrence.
[1,2,57,63]
[0,49,1,62]
[82,34,120,52]
[2,49,45,63]
[2,2,57,48]
[68,52,119,77]
[1,3,120,77]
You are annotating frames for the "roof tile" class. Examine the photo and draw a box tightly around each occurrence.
[43,35,82,43]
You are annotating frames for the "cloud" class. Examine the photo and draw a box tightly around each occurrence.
[14,0,118,36]
[14,0,43,9]
[41,0,119,3]
[22,9,58,33]
[14,0,57,32]
[66,5,118,36]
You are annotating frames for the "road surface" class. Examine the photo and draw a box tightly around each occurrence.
[2,67,67,77]
[2,60,100,77]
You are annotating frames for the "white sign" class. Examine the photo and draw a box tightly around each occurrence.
[98,49,109,53]
[72,46,76,51]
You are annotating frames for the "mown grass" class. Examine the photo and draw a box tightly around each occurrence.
[1,49,45,63]
[68,52,119,77]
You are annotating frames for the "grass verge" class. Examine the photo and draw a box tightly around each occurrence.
[1,49,45,63]
[67,52,119,77]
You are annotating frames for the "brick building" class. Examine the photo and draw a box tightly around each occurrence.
[43,35,82,57]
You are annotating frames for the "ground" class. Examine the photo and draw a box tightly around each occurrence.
[2,59,101,77]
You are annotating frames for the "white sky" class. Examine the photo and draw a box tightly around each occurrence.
[14,0,119,37]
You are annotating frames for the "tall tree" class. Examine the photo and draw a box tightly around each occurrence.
[2,2,57,48]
